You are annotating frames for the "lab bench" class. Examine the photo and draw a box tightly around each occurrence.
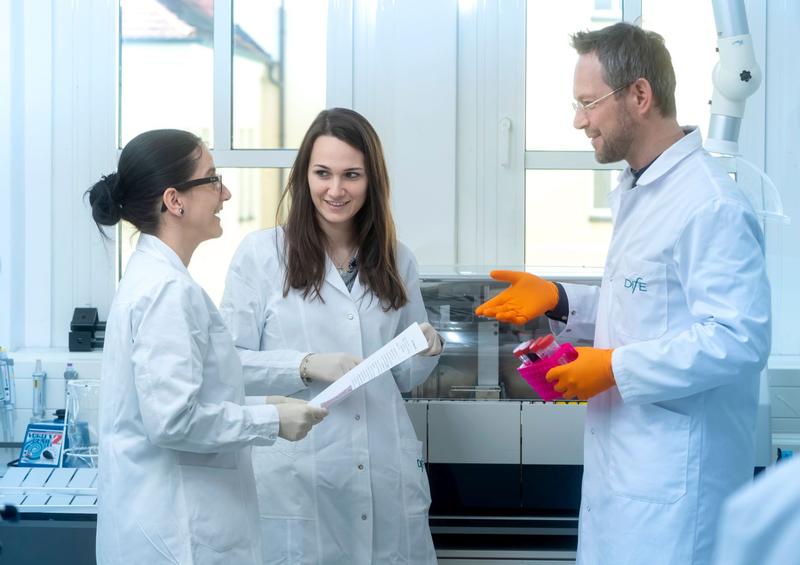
[0,449,97,565]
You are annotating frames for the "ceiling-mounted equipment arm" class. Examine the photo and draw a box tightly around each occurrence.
[705,0,762,155]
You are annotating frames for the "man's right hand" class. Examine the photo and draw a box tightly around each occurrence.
[475,270,559,325]
[273,400,328,441]
[303,353,362,384]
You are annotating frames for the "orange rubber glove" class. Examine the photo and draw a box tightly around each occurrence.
[545,347,615,400]
[474,270,559,325]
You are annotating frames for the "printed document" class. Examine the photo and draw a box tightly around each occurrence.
[310,322,428,408]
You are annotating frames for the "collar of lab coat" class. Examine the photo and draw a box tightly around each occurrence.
[620,126,701,190]
[325,253,376,303]
[324,254,351,298]
[323,253,369,303]
[274,226,368,304]
[136,233,190,274]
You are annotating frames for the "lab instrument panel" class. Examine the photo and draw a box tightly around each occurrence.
[410,270,597,401]
[404,270,597,559]
[405,271,771,561]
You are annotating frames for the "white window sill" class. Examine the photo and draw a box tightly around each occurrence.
[8,348,104,363]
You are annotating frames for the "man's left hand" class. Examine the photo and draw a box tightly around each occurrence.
[545,347,615,400]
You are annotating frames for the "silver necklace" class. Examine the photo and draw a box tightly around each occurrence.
[334,250,357,273]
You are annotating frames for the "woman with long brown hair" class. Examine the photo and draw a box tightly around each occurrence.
[221,108,441,564]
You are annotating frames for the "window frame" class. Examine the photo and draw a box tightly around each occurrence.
[457,0,762,274]
[2,0,774,355]
[114,0,355,278]
[1,0,354,350]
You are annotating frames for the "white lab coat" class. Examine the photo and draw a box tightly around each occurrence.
[712,457,800,564]
[96,234,281,565]
[220,227,439,565]
[556,128,771,565]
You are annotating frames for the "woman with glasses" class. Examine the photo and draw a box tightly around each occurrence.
[220,108,442,564]
[87,129,327,565]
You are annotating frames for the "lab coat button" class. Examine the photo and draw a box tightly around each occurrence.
[355,414,361,421]
[358,464,364,470]
[590,428,596,435]
[347,313,354,320]
[361,514,368,520]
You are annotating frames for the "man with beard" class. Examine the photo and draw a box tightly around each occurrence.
[476,22,771,565]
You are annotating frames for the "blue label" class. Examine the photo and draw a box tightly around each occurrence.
[18,422,66,467]
[623,277,648,294]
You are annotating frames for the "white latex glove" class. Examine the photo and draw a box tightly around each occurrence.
[303,353,362,384]
[418,322,443,356]
[272,400,328,441]
[264,395,306,405]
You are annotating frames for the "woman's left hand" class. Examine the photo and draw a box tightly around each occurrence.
[418,322,443,356]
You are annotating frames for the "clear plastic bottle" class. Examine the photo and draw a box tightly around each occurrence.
[0,348,15,442]
[531,334,571,365]
[531,334,559,358]
[63,362,79,405]
[32,359,47,421]
[0,347,12,407]
[513,339,537,366]
[6,356,15,408]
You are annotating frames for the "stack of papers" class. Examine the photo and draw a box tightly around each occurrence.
[310,323,428,408]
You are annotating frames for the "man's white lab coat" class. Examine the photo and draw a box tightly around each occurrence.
[558,128,771,565]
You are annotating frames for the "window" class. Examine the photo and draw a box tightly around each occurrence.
[591,170,615,222]
[523,1,624,270]
[233,0,327,149]
[120,0,215,146]
[13,1,773,353]
[524,170,614,268]
[117,0,329,301]
[641,0,716,139]
[525,2,622,152]
[520,0,719,270]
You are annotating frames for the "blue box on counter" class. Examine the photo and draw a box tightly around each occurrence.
[18,422,66,467]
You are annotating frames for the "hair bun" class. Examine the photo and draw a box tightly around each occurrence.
[87,171,124,226]
[101,172,119,192]
[102,173,122,210]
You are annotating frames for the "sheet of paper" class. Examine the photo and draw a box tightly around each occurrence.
[310,322,428,408]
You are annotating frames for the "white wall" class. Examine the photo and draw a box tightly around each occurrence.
[0,0,18,351]
[0,1,24,352]
[764,0,800,438]
[352,0,458,266]
[0,1,117,352]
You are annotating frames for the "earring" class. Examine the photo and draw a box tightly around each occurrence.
[179,208,184,215]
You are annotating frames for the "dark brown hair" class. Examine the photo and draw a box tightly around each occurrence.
[277,108,408,310]
[571,22,677,118]
[86,129,202,236]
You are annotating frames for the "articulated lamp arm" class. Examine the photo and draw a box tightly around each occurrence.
[705,0,762,155]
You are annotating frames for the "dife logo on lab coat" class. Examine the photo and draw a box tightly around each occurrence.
[624,277,648,294]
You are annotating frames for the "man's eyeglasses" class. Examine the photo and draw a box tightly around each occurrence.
[572,84,629,113]
[173,175,223,192]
